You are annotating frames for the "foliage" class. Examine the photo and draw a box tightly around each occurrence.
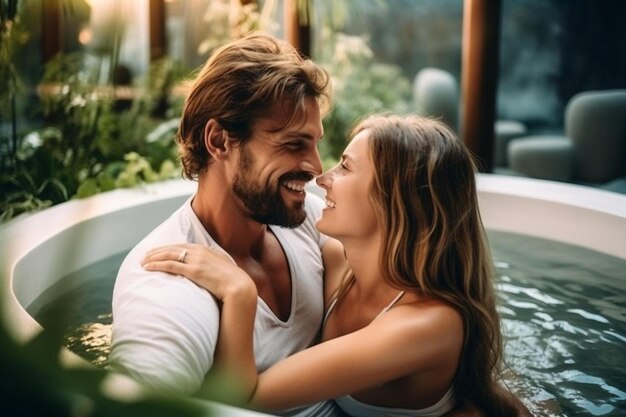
[318,31,413,167]
[198,0,257,54]
[0,52,185,222]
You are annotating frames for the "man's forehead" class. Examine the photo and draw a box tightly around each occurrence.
[255,101,322,138]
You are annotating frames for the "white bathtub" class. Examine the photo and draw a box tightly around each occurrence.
[1,175,625,414]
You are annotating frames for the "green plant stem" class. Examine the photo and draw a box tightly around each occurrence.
[10,89,17,167]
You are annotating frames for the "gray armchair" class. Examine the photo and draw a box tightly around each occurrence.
[508,89,626,192]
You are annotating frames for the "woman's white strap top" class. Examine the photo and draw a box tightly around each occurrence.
[334,386,455,417]
[324,280,455,417]
[323,278,405,325]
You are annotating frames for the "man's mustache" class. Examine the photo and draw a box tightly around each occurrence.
[280,172,314,183]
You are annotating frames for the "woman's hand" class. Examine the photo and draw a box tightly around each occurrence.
[142,243,257,303]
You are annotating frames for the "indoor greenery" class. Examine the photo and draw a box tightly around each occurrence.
[0,19,186,222]
[0,50,186,222]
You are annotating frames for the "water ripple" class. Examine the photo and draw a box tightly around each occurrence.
[567,308,610,324]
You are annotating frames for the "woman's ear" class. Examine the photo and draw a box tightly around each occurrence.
[204,119,232,160]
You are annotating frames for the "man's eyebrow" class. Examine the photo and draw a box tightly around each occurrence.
[285,130,318,139]
[284,131,324,143]
[285,132,313,139]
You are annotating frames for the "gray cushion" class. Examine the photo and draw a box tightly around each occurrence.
[494,120,528,167]
[508,136,574,182]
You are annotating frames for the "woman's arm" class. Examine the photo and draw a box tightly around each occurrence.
[142,244,259,401]
[249,302,462,411]
[144,244,462,412]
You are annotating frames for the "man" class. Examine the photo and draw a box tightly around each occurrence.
[110,33,335,416]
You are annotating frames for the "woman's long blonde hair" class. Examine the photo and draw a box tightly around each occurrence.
[352,114,512,415]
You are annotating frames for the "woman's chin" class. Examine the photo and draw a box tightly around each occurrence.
[315,218,332,236]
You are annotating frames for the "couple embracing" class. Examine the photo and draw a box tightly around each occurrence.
[111,33,530,417]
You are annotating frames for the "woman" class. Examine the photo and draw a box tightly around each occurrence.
[142,115,519,416]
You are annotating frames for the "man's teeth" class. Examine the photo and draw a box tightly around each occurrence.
[284,181,305,192]
[325,199,336,208]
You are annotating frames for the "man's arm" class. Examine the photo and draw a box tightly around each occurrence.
[110,254,220,394]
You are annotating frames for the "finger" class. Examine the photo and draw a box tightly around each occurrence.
[142,247,190,266]
[144,243,212,259]
[143,259,188,276]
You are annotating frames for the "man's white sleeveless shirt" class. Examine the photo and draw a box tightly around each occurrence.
[110,193,331,416]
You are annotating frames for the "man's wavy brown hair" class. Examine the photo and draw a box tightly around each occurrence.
[177,32,331,180]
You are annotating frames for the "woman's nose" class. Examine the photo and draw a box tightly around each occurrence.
[316,171,331,189]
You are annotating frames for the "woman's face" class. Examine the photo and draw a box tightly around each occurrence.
[315,129,379,241]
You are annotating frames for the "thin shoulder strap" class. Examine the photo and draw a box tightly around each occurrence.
[375,290,406,318]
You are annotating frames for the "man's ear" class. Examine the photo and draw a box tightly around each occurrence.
[204,119,232,160]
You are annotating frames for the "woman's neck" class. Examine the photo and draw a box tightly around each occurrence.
[341,234,395,303]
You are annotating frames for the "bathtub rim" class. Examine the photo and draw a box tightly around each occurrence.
[476,174,626,259]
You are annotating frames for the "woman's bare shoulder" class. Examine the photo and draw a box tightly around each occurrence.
[372,297,464,367]
[398,297,463,335]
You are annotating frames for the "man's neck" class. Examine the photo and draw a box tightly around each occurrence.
[192,173,294,320]
[192,176,268,259]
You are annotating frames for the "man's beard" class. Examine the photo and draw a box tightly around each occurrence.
[232,145,311,228]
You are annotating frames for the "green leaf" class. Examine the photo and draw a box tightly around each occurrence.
[76,178,100,198]
[97,172,116,192]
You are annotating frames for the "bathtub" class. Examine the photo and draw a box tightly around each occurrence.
[1,175,625,414]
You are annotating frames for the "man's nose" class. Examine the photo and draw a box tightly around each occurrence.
[301,146,323,176]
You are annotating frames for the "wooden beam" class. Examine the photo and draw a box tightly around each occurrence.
[460,0,501,172]
[149,0,166,61]
[41,0,61,63]
[284,0,311,57]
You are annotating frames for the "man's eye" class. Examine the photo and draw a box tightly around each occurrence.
[287,142,305,150]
